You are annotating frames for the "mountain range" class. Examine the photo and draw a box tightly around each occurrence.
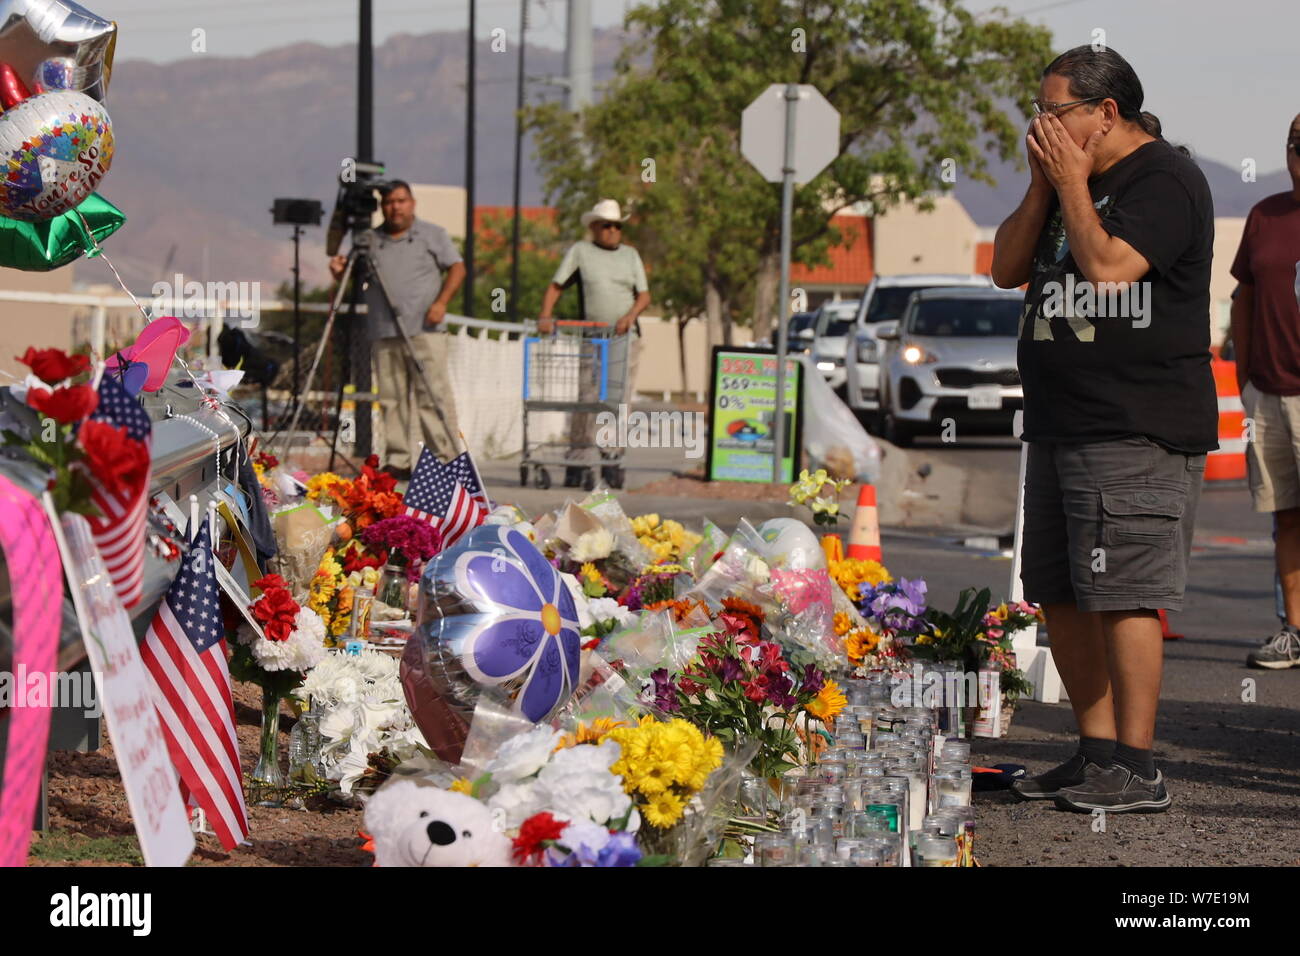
[75,26,1291,295]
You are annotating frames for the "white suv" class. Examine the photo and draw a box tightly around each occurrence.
[844,274,994,420]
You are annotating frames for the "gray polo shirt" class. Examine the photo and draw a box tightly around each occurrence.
[361,219,462,342]
[551,240,649,330]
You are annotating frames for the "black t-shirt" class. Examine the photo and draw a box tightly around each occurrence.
[1016,139,1218,454]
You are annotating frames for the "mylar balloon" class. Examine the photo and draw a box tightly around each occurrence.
[32,56,75,93]
[0,63,31,109]
[757,517,826,570]
[405,524,582,752]
[0,1,115,103]
[0,89,112,221]
[0,190,122,270]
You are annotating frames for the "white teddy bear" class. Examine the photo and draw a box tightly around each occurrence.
[364,776,512,867]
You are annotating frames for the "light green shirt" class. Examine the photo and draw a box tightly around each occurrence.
[551,240,649,330]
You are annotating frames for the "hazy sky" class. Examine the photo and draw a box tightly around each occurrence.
[96,0,1296,172]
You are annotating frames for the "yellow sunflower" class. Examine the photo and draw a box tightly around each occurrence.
[805,680,847,722]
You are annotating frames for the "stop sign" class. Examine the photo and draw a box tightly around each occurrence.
[741,84,840,185]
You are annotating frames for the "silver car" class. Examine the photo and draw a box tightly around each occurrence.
[875,287,1024,446]
[844,274,994,417]
[810,299,859,394]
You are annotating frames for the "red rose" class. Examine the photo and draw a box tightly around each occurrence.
[512,812,567,865]
[29,384,98,425]
[78,421,150,496]
[253,587,299,642]
[17,347,90,385]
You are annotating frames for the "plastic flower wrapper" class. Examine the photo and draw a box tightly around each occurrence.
[685,519,778,617]
[482,503,537,543]
[683,518,729,579]
[579,487,651,565]
[268,501,341,595]
[602,608,707,694]
[668,736,760,866]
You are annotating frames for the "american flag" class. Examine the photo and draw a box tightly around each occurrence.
[140,517,250,851]
[403,447,490,548]
[84,371,152,609]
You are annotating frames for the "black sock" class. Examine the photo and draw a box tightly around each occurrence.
[1113,743,1156,780]
[1077,736,1115,766]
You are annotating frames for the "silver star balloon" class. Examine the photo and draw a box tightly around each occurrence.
[0,0,115,103]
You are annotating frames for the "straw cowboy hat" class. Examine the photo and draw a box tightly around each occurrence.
[580,198,630,227]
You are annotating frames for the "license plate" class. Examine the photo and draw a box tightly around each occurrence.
[967,386,1002,410]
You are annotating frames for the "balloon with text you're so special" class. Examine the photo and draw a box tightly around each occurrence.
[0,89,112,222]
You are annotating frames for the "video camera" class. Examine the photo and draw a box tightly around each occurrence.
[325,160,394,256]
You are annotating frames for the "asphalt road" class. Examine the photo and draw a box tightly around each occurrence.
[483,422,1300,867]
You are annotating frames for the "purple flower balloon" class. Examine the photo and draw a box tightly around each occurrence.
[455,526,582,722]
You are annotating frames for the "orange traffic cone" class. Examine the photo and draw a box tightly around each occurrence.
[847,484,882,562]
[1159,609,1183,640]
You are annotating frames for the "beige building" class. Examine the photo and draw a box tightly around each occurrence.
[0,267,76,382]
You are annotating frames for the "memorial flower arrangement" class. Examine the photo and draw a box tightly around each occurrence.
[307,547,380,640]
[788,468,851,526]
[317,455,404,530]
[631,513,702,563]
[229,574,328,696]
[294,649,428,794]
[359,514,442,581]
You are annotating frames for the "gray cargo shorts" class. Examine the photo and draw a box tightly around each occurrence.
[1020,436,1206,612]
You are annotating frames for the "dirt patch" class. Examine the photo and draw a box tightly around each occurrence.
[38,680,370,867]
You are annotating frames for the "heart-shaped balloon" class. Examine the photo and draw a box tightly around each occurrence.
[0,89,112,222]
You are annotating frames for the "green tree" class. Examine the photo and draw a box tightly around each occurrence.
[526,0,1053,345]
[464,212,582,322]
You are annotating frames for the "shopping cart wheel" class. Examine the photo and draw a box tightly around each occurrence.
[581,468,596,492]
[601,465,625,489]
[519,465,529,487]
[534,467,551,490]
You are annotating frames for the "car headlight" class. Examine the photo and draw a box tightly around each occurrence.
[857,340,877,363]
[901,343,937,365]
[816,361,836,372]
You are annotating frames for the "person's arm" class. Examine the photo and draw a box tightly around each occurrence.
[1029,115,1151,285]
[616,290,652,335]
[537,283,565,334]
[990,123,1055,288]
[1230,282,1255,391]
[426,261,465,327]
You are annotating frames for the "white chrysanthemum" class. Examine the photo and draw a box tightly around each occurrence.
[487,781,547,829]
[484,725,563,783]
[587,597,633,627]
[534,739,631,827]
[559,573,593,630]
[251,609,327,672]
[570,527,613,562]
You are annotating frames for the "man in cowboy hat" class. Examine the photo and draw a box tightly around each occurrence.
[538,198,652,486]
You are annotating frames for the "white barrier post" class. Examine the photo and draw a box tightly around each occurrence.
[1009,410,1063,704]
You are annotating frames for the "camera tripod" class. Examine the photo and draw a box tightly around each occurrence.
[272,231,454,472]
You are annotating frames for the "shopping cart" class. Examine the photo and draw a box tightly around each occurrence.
[520,320,627,490]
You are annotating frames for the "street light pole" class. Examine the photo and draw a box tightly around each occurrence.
[772,83,798,484]
[509,0,528,322]
[463,0,477,316]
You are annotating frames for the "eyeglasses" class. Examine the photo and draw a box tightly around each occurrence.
[595,221,623,231]
[1031,96,1102,117]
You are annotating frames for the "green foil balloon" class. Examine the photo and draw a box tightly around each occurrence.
[0,192,124,270]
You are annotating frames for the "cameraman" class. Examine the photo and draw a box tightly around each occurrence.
[329,180,464,477]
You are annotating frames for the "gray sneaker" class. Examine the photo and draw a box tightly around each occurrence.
[1053,764,1171,814]
[1246,626,1300,670]
[1010,753,1106,801]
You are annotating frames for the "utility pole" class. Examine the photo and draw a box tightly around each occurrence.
[565,0,592,110]
[463,0,477,316]
[354,0,374,456]
[509,0,528,322]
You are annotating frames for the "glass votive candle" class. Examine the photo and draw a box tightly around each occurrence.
[836,731,865,750]
[707,857,749,866]
[940,740,971,765]
[861,788,903,834]
[850,844,884,867]
[756,833,796,867]
[930,770,971,813]
[914,834,960,866]
[796,842,832,866]
[861,831,902,866]
[819,759,847,784]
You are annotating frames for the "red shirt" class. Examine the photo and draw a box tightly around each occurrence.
[1231,191,1300,394]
